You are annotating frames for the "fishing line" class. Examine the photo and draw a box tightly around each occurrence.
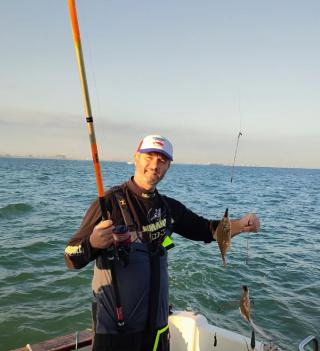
[216,99,244,267]
[245,236,249,265]
[229,129,249,264]
[229,95,251,265]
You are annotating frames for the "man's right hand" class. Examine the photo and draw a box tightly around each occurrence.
[89,220,114,249]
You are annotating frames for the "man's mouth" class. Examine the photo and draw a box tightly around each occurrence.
[146,170,159,178]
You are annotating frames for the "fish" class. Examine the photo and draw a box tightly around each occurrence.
[239,285,272,341]
[215,208,231,266]
[240,285,251,322]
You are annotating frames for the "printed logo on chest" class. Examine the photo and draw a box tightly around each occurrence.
[142,207,167,241]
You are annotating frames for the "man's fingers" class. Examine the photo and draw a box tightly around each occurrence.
[241,214,260,233]
[244,215,260,233]
[90,219,114,249]
[244,225,258,233]
[250,215,260,232]
[95,219,113,230]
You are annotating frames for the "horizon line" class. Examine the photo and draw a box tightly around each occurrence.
[1,154,319,170]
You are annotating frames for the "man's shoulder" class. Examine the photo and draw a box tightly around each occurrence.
[159,193,185,208]
[105,182,128,196]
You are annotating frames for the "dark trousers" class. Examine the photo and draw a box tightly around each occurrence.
[92,329,170,351]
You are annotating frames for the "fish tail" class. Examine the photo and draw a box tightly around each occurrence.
[239,307,250,323]
[222,256,227,266]
[249,320,272,341]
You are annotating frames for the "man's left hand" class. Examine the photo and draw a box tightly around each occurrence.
[239,213,260,233]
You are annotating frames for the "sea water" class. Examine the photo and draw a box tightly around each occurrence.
[0,157,319,350]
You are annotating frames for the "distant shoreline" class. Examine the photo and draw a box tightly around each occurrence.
[1,155,319,170]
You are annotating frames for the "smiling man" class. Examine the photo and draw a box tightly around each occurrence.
[134,135,172,190]
[64,134,260,351]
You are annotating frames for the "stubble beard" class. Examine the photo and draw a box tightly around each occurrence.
[145,170,161,186]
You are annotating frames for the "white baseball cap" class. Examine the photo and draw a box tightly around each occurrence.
[136,135,173,161]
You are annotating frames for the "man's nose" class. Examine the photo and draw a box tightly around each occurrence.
[149,157,159,169]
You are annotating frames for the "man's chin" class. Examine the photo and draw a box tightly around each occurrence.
[145,176,160,185]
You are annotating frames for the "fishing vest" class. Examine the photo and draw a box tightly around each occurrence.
[113,186,174,250]
[107,187,174,339]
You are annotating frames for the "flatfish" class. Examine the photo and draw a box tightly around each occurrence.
[240,285,251,322]
[239,286,272,341]
[215,208,231,266]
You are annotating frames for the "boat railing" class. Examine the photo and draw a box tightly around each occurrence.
[299,335,318,351]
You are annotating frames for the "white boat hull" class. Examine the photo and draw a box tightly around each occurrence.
[169,310,265,351]
[14,310,278,351]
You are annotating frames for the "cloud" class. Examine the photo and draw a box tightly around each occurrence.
[1,107,319,168]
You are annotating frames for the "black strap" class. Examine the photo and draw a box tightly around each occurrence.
[106,246,125,331]
[147,244,161,336]
[113,187,137,231]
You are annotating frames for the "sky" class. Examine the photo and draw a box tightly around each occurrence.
[0,0,319,168]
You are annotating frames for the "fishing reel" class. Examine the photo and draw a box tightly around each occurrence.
[112,225,131,267]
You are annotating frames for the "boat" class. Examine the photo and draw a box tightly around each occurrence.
[11,309,318,351]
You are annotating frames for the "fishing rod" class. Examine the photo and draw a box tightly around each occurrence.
[230,131,242,184]
[231,93,243,184]
[67,0,125,329]
[67,0,107,219]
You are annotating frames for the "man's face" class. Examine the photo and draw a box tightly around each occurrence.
[134,152,170,190]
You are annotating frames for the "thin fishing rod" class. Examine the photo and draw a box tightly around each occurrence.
[230,131,242,183]
[68,0,107,220]
[230,93,243,184]
[67,0,125,329]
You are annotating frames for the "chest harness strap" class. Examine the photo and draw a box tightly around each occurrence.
[112,187,174,346]
[113,188,137,231]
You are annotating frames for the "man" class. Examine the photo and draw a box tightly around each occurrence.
[64,134,260,351]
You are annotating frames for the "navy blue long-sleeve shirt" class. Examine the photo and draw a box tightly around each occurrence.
[64,178,218,334]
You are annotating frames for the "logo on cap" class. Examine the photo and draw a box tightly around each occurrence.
[153,138,165,147]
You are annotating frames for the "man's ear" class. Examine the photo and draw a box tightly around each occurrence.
[134,152,139,166]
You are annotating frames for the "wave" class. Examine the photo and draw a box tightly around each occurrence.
[0,203,33,218]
